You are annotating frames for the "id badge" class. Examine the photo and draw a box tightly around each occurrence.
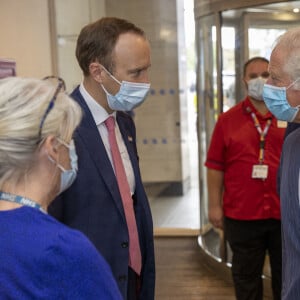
[277,120,287,128]
[252,164,268,179]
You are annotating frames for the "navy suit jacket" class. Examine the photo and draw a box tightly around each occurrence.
[49,87,155,299]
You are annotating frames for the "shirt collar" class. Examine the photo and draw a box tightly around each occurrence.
[79,83,116,125]
[243,96,273,119]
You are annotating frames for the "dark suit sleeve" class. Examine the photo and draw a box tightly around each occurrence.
[284,122,300,139]
[277,122,300,195]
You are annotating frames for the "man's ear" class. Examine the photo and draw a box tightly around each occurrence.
[243,78,248,91]
[89,62,105,83]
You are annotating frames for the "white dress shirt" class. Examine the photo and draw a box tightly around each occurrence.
[79,83,135,195]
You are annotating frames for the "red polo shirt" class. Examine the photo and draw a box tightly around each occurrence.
[205,97,285,220]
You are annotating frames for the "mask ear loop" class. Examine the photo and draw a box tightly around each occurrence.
[285,78,300,111]
[285,79,300,112]
[101,65,122,85]
[287,77,300,90]
[44,149,62,193]
[46,150,67,172]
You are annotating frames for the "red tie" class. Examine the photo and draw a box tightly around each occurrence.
[104,116,142,275]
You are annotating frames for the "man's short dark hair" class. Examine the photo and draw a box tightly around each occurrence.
[243,56,269,77]
[76,17,145,76]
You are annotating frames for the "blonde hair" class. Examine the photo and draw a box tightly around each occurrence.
[0,77,82,187]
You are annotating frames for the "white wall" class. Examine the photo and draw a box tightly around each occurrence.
[55,0,106,91]
[0,0,52,78]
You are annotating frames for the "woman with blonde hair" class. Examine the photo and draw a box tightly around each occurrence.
[0,76,121,299]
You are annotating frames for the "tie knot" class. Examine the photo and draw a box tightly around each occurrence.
[105,116,115,131]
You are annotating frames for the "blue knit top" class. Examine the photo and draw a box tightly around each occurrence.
[0,206,122,299]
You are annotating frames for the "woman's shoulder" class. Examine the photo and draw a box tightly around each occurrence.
[40,216,122,299]
[40,215,102,263]
[0,208,122,299]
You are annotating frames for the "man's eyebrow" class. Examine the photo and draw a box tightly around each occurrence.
[248,72,258,77]
[128,64,151,74]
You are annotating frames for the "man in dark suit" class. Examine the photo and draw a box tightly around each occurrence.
[49,17,155,300]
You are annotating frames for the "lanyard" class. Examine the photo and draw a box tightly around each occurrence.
[250,111,272,164]
[0,191,46,214]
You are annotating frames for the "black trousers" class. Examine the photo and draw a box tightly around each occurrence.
[224,217,282,300]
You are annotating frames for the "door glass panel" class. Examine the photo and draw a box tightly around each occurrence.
[248,28,286,58]
[222,27,236,112]
[196,14,218,229]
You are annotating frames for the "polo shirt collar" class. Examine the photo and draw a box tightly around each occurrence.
[243,96,273,119]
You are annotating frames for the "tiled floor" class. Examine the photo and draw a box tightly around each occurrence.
[149,178,200,230]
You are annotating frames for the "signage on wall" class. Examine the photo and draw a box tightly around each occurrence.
[0,59,16,79]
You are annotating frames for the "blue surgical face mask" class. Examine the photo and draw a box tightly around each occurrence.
[248,77,267,101]
[48,139,78,194]
[263,80,300,122]
[100,67,150,111]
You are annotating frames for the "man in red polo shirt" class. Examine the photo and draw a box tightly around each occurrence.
[205,56,285,300]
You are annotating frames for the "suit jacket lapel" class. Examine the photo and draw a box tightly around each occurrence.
[116,113,140,186]
[71,88,126,220]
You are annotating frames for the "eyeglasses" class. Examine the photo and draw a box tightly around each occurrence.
[38,76,66,140]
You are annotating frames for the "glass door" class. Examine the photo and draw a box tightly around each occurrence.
[196,12,225,260]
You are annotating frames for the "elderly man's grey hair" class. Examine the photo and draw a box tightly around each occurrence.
[274,28,300,88]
